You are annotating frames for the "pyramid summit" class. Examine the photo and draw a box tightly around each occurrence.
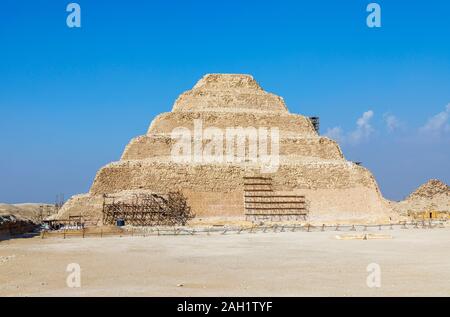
[55,74,393,224]
[172,74,288,113]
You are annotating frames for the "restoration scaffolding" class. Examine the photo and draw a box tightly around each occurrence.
[102,192,194,226]
[244,176,308,221]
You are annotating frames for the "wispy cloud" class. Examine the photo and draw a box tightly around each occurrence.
[349,110,374,144]
[419,104,450,137]
[325,104,450,146]
[324,126,344,143]
[383,113,401,133]
[325,110,375,145]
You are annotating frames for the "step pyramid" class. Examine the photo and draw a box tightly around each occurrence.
[55,74,392,224]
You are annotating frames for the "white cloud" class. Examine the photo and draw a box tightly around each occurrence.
[324,126,344,143]
[419,104,450,136]
[325,110,375,145]
[383,113,400,133]
[349,110,374,144]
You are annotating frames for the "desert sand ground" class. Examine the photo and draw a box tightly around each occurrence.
[1,227,450,297]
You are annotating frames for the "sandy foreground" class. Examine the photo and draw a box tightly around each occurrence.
[0,227,450,297]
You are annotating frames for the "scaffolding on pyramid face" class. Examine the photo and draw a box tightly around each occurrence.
[243,176,308,222]
[102,191,194,226]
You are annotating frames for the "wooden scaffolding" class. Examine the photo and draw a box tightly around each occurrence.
[244,176,308,221]
[102,192,193,226]
[308,116,320,134]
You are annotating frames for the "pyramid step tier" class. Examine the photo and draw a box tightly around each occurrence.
[122,134,343,161]
[146,112,317,136]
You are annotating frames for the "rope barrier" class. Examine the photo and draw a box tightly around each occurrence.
[39,220,447,239]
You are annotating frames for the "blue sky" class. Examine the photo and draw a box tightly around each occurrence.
[0,0,449,203]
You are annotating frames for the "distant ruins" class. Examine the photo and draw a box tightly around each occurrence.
[393,179,450,220]
[56,74,394,225]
